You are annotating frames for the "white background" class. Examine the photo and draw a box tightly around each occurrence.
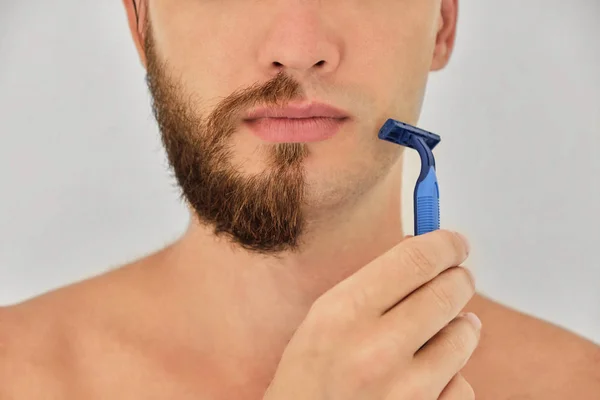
[0,1,599,343]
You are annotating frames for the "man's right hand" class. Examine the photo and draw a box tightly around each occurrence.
[263,230,480,400]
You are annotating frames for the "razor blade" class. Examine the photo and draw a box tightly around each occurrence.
[378,119,441,236]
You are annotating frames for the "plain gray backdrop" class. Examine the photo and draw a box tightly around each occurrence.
[0,1,599,343]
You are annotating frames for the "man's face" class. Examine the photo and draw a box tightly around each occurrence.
[134,0,452,254]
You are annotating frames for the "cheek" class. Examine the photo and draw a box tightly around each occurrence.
[341,8,436,121]
[365,35,434,121]
[387,55,432,121]
[149,6,247,101]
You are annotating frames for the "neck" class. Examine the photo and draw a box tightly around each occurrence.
[154,157,406,372]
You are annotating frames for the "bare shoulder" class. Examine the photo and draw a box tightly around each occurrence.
[0,258,153,398]
[0,297,78,398]
[531,324,600,399]
[464,294,600,399]
[0,251,224,399]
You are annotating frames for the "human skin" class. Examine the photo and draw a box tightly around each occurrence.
[0,0,599,399]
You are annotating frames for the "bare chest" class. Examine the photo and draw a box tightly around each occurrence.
[5,343,272,400]
[6,363,270,400]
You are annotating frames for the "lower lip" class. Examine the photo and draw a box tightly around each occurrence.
[244,117,348,143]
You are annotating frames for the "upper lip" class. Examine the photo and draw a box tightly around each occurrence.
[244,102,350,120]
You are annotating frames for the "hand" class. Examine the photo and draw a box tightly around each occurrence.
[263,230,479,399]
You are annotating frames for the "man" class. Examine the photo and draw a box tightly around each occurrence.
[1,0,598,398]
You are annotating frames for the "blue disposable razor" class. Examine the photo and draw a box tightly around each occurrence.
[378,119,441,236]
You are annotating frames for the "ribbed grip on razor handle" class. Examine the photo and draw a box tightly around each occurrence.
[416,196,440,235]
[415,166,440,235]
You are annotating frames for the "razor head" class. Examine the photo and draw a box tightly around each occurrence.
[378,119,441,150]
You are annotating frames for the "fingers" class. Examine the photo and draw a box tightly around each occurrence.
[387,368,475,399]
[438,373,475,400]
[376,265,476,352]
[329,230,470,318]
[411,313,481,398]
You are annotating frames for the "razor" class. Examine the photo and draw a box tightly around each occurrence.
[378,119,441,236]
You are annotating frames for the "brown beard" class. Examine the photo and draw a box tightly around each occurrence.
[143,24,311,255]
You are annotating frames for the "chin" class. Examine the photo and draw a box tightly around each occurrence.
[308,132,401,202]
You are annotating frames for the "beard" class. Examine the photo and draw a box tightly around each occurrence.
[144,26,311,255]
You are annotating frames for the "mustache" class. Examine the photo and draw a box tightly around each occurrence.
[205,71,306,142]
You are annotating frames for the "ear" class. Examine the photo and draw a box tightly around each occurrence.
[431,0,458,71]
[122,0,149,68]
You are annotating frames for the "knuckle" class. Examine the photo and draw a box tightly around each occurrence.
[426,280,456,314]
[448,230,467,255]
[439,229,468,257]
[307,296,336,326]
[446,323,478,358]
[310,291,333,312]
[403,379,432,400]
[308,292,355,327]
[347,285,372,317]
[342,339,397,388]
[389,369,435,400]
[303,297,350,348]
[442,331,470,355]
[404,244,437,279]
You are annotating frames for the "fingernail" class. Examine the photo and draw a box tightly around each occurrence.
[464,312,482,330]
[455,232,470,255]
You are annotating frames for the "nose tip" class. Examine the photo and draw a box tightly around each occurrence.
[257,12,342,78]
